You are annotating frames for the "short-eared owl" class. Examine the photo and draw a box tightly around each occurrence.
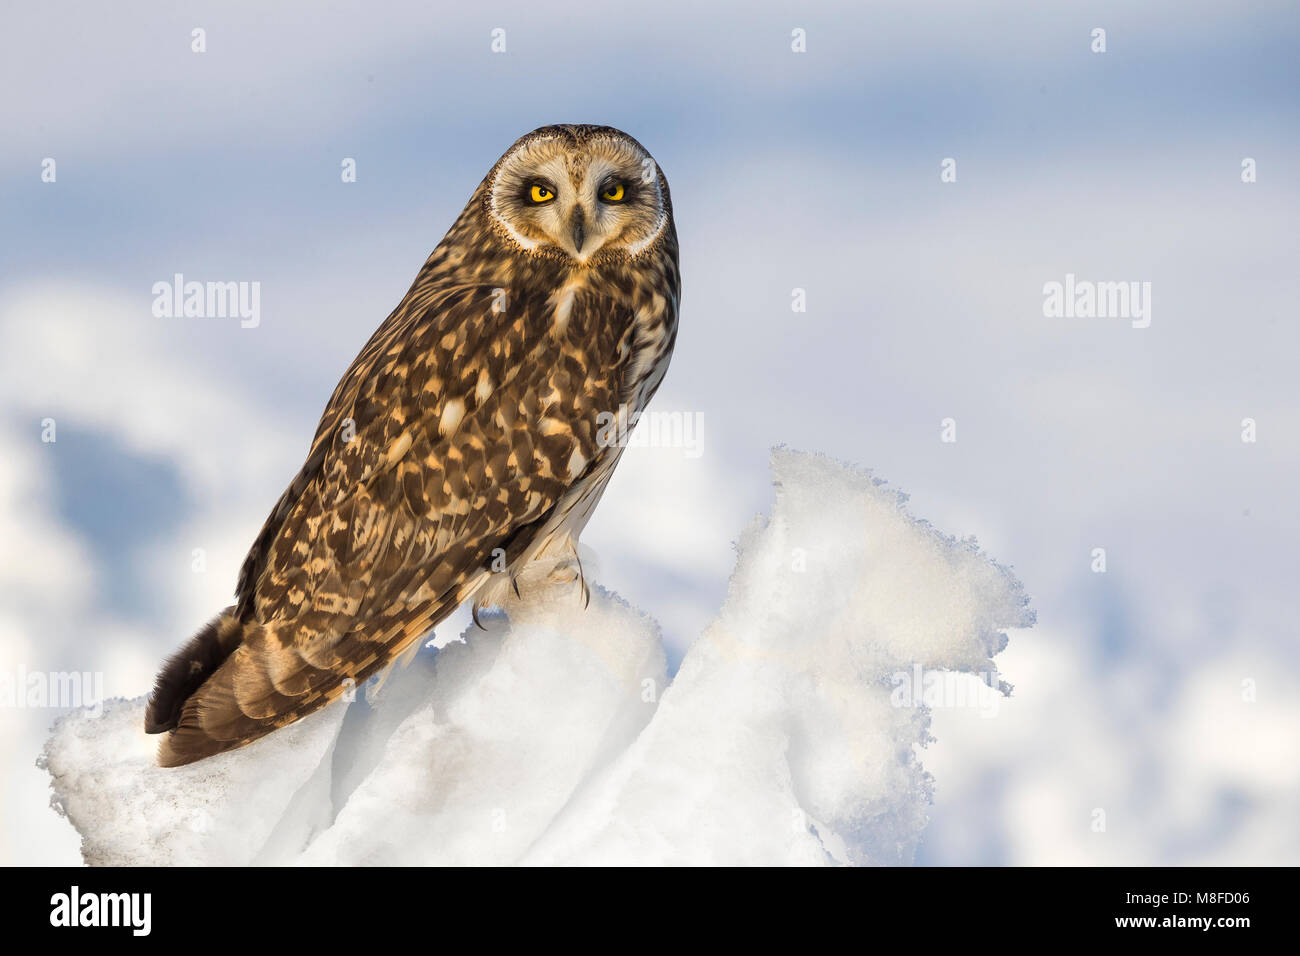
[146,125,680,766]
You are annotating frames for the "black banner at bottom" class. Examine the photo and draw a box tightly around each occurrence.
[3,865,1280,942]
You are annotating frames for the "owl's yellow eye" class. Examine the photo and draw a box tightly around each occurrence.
[529,184,555,203]
[600,183,626,203]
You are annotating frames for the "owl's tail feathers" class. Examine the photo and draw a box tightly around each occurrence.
[145,600,447,766]
[144,608,246,735]
[145,616,322,768]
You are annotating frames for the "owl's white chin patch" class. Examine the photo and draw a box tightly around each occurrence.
[555,239,601,265]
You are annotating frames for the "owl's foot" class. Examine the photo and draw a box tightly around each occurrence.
[548,564,578,584]
[546,551,591,608]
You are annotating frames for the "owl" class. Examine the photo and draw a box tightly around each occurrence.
[145,124,680,767]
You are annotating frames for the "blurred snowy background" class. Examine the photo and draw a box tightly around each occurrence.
[2,0,1298,865]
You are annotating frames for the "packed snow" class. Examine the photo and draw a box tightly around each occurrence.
[42,448,1033,865]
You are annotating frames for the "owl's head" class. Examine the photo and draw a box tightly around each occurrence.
[485,125,672,266]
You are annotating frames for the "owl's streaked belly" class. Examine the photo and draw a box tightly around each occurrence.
[472,282,677,608]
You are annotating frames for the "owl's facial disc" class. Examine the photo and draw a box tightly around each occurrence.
[489,133,667,264]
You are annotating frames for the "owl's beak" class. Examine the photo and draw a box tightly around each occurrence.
[570,208,586,253]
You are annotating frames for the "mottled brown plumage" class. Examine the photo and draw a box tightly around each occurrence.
[146,125,680,766]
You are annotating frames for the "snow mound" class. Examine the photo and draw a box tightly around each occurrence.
[523,448,1033,865]
[297,580,666,866]
[41,695,346,866]
[43,448,1032,865]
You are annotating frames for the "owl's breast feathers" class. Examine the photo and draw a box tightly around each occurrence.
[147,241,679,765]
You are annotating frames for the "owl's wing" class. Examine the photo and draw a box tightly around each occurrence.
[152,282,633,766]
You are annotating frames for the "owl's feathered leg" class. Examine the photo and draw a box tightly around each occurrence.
[541,536,590,607]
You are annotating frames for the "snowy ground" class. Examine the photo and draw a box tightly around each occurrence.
[43,449,1032,866]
